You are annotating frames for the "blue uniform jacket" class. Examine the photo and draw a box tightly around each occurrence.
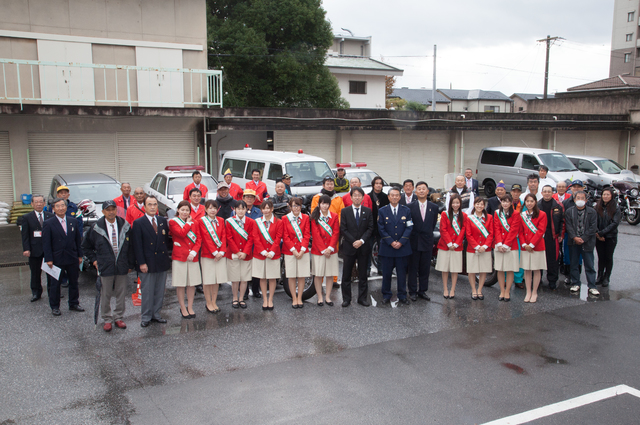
[377,204,413,257]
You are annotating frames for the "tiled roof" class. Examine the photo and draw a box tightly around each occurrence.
[567,75,640,91]
[511,93,555,101]
[389,87,450,104]
[438,89,510,101]
[325,56,403,73]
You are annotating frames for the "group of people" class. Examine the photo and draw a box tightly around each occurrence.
[20,165,621,332]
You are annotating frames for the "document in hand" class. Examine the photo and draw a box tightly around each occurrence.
[41,259,61,280]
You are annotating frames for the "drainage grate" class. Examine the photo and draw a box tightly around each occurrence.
[0,261,29,268]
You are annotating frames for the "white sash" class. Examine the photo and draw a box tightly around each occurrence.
[172,217,196,243]
[201,216,222,248]
[286,212,303,242]
[521,211,537,234]
[468,214,489,238]
[256,218,274,245]
[227,217,249,240]
[445,212,461,235]
[498,211,510,232]
[318,215,333,236]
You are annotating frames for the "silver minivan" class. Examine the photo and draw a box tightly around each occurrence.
[476,147,587,196]
[566,155,636,186]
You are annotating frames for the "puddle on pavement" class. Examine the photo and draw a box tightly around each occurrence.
[502,362,527,375]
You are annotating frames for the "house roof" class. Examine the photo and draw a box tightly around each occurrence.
[389,87,450,104]
[567,75,640,91]
[438,89,510,101]
[511,93,555,101]
[325,56,403,76]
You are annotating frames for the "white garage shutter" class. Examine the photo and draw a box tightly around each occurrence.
[117,132,195,189]
[556,132,586,156]
[462,131,503,173]
[586,131,623,162]
[0,132,13,203]
[351,131,400,184]
[274,131,336,166]
[401,131,449,189]
[28,133,117,195]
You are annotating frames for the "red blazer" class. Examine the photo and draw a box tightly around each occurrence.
[190,204,205,222]
[252,217,283,260]
[520,211,547,251]
[437,211,466,251]
[310,213,340,256]
[493,211,521,251]
[168,218,201,262]
[229,182,244,201]
[182,182,209,201]
[197,216,227,259]
[246,180,269,205]
[282,213,311,255]
[113,195,133,219]
[225,216,254,260]
[126,204,146,226]
[465,213,494,253]
[342,193,373,209]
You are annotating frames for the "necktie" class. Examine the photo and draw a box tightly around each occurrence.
[393,207,397,218]
[238,218,244,229]
[152,217,158,233]
[38,213,43,227]
[421,203,426,220]
[297,216,301,225]
[355,208,360,225]
[111,223,118,257]
[62,219,67,235]
[265,220,270,230]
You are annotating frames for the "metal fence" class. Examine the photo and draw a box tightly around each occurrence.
[0,58,223,110]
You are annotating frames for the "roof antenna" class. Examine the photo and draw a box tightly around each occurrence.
[341,28,354,37]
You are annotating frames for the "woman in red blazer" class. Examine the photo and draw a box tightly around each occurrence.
[435,193,466,299]
[493,193,521,302]
[520,194,547,303]
[197,199,227,314]
[310,195,340,306]
[465,197,494,300]
[282,197,311,308]
[169,200,202,319]
[252,200,283,311]
[225,200,255,309]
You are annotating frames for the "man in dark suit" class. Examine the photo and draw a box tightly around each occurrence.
[132,195,171,327]
[399,179,416,205]
[21,195,54,302]
[340,187,374,307]
[378,187,413,304]
[42,198,84,316]
[486,181,507,216]
[465,168,479,197]
[407,181,438,301]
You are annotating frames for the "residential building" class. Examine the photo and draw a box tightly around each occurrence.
[437,89,512,113]
[610,0,640,77]
[388,87,450,111]
[511,93,555,113]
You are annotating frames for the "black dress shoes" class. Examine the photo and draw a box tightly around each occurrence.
[357,300,371,307]
[196,285,204,294]
[381,298,391,304]
[409,295,418,302]
[69,305,85,312]
[30,295,41,302]
[151,318,167,324]
[140,321,150,327]
[254,292,262,299]
[342,301,351,307]
[51,308,61,316]
[418,293,431,301]
[398,298,410,304]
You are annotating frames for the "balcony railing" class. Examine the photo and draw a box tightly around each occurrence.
[0,58,222,110]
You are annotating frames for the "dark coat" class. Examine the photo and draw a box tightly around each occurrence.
[565,206,598,251]
[82,216,134,276]
[407,200,438,251]
[399,192,416,205]
[486,196,501,216]
[596,204,622,239]
[21,210,54,257]
[369,189,389,237]
[538,198,564,239]
[43,215,83,266]
[377,204,412,257]
[131,215,171,273]
[216,196,237,220]
[339,205,374,257]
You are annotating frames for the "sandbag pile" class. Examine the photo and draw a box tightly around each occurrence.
[6,201,33,225]
[0,201,11,225]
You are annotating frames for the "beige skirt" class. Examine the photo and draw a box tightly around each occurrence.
[520,250,547,271]
[252,257,281,279]
[466,251,493,274]
[227,258,253,282]
[172,260,202,287]
[494,250,520,272]
[311,253,339,277]
[284,252,311,278]
[435,249,463,273]
[201,257,228,285]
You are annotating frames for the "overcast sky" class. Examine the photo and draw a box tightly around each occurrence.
[321,0,615,95]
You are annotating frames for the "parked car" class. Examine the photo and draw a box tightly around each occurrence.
[144,166,217,218]
[566,155,636,187]
[332,163,393,194]
[476,147,588,197]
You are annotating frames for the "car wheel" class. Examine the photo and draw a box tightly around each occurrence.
[483,180,496,197]
[371,239,381,270]
[280,257,317,300]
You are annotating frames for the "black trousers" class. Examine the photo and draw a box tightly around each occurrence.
[28,255,49,297]
[48,263,79,310]
[544,234,559,286]
[407,246,432,295]
[245,277,261,296]
[596,237,617,279]
[341,247,370,304]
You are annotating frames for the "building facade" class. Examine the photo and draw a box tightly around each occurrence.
[610,0,640,77]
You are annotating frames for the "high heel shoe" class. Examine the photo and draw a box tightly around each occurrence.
[180,309,190,319]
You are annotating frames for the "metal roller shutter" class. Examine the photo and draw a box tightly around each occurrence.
[500,131,545,150]
[28,133,117,196]
[0,132,13,203]
[351,131,400,184]
[274,131,336,166]
[117,132,195,188]
[462,131,503,173]
[586,131,623,162]
[401,131,450,189]
[556,131,586,156]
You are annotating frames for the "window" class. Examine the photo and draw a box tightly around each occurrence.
[484,106,500,113]
[628,11,635,22]
[150,174,162,191]
[521,154,540,170]
[267,163,283,181]
[480,150,519,167]
[244,161,265,180]
[518,106,524,111]
[538,153,577,172]
[627,33,634,42]
[625,53,632,63]
[594,159,624,174]
[157,176,167,195]
[349,81,366,94]
[221,158,246,178]
[285,161,334,186]
[577,159,598,174]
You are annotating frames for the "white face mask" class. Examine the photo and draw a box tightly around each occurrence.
[575,200,586,208]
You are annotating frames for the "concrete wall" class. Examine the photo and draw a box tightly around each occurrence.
[334,74,386,109]
[512,97,528,113]
[331,38,371,57]
[528,93,640,115]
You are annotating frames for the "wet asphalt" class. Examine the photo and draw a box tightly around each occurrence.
[1,223,639,424]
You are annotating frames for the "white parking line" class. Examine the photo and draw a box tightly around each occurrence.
[481,384,640,425]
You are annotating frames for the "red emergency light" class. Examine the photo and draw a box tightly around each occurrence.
[245,144,250,148]
[298,149,304,154]
[165,165,205,171]
[336,162,367,168]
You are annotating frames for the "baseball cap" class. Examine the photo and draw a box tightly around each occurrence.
[243,188,257,197]
[56,186,69,192]
[570,179,584,187]
[217,182,229,190]
[102,200,117,210]
[511,184,523,191]
[282,173,292,179]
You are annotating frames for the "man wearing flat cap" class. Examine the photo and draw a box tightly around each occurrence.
[223,169,244,201]
[281,174,293,196]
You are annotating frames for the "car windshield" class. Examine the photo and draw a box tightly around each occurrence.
[287,161,334,187]
[167,176,217,196]
[538,153,578,172]
[345,170,387,187]
[67,183,122,204]
[594,159,624,174]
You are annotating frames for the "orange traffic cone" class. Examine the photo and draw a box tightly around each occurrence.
[131,277,142,306]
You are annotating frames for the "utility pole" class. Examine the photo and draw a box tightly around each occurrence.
[432,45,437,112]
[537,35,563,99]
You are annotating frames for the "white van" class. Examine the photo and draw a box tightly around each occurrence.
[219,147,334,197]
[476,147,587,197]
